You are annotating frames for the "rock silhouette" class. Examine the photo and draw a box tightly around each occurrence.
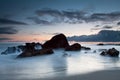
[65,43,81,51]
[17,42,53,58]
[100,48,119,57]
[42,34,69,49]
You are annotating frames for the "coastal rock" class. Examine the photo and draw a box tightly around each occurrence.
[1,46,20,55]
[97,43,104,45]
[100,48,119,57]
[81,46,91,50]
[42,34,69,49]
[17,42,53,58]
[17,48,53,58]
[65,43,81,51]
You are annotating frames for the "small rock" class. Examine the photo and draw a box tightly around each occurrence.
[65,43,81,51]
[100,48,119,57]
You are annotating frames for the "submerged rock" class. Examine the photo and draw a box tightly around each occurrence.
[42,34,69,49]
[100,48,119,57]
[65,43,81,51]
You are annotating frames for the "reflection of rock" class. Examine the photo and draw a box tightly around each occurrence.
[100,48,119,57]
[62,52,71,57]
[1,46,20,55]
[42,34,69,49]
[65,43,81,51]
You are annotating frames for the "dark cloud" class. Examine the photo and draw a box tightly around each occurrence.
[28,9,86,24]
[27,17,51,24]
[91,25,113,31]
[102,25,113,29]
[36,8,62,17]
[52,32,62,35]
[117,22,120,25]
[95,25,100,27]
[86,12,120,22]
[68,30,120,42]
[0,27,18,34]
[0,18,28,25]
[28,9,120,25]
[0,38,11,41]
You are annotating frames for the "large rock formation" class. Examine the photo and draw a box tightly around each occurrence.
[17,42,53,58]
[65,43,81,51]
[42,34,69,49]
[100,48,119,57]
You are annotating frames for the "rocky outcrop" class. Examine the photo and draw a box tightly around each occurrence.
[17,42,53,58]
[81,46,91,50]
[65,43,81,51]
[1,46,20,55]
[42,34,69,49]
[17,48,53,58]
[100,48,119,57]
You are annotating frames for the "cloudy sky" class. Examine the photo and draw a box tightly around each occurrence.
[0,0,120,42]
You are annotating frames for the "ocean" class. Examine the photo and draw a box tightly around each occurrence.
[0,42,120,80]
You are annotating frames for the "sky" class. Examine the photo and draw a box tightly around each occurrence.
[0,0,120,42]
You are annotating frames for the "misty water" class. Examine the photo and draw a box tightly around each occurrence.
[0,42,120,79]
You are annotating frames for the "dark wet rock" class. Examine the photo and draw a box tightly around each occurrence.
[17,45,26,52]
[100,48,119,57]
[100,51,106,56]
[93,50,97,53]
[17,42,52,58]
[65,43,81,51]
[97,43,104,45]
[42,34,69,49]
[17,48,53,58]
[81,46,91,50]
[1,46,20,55]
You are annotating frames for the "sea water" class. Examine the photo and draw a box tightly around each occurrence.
[0,42,120,79]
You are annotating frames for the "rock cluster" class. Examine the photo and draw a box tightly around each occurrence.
[100,48,119,57]
[1,34,91,58]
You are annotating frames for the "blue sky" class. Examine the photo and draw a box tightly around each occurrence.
[0,0,120,42]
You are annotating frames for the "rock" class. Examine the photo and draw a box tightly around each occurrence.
[81,46,91,50]
[42,34,69,49]
[17,48,53,58]
[17,42,53,58]
[100,48,119,57]
[1,46,20,55]
[100,51,106,56]
[65,43,81,51]
[97,43,104,45]
[17,45,26,51]
[107,48,119,57]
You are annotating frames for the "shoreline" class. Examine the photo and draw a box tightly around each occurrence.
[40,69,120,80]
[0,69,120,80]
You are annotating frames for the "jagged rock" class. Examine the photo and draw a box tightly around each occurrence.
[1,46,20,55]
[100,48,119,57]
[17,48,53,58]
[65,43,81,51]
[81,46,91,50]
[17,42,53,58]
[42,34,69,49]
